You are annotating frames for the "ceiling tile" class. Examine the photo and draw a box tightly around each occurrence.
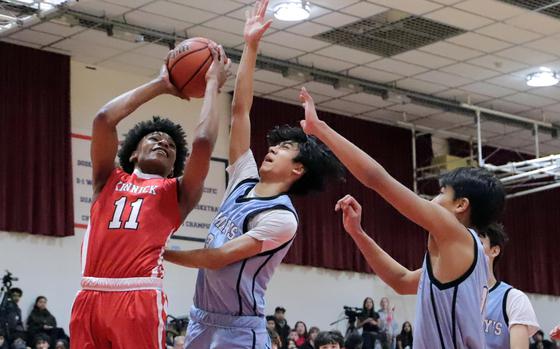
[447,32,511,53]
[298,53,356,71]
[315,45,380,64]
[130,43,169,59]
[544,103,560,114]
[318,99,373,115]
[392,50,455,69]
[257,41,305,60]
[420,41,483,60]
[365,109,405,123]
[309,0,360,10]
[485,74,530,91]
[341,93,395,108]
[461,82,517,98]
[204,16,245,34]
[124,10,192,33]
[495,46,556,66]
[529,86,560,101]
[313,12,360,27]
[367,58,427,76]
[475,23,542,44]
[367,0,442,15]
[302,81,348,97]
[286,22,332,37]
[340,2,387,17]
[435,89,492,103]
[524,37,560,57]
[424,7,494,30]
[110,51,162,71]
[72,29,139,50]
[9,29,62,46]
[397,78,448,94]
[479,99,532,114]
[389,103,442,117]
[348,66,402,83]
[72,0,132,17]
[503,93,557,108]
[413,70,472,87]
[269,88,331,104]
[410,117,459,130]
[440,63,500,80]
[251,80,284,94]
[107,0,152,7]
[263,31,330,51]
[188,26,244,47]
[53,38,121,60]
[254,70,300,87]
[506,12,560,35]
[33,21,84,37]
[141,1,215,23]
[468,54,528,73]
[169,0,242,14]
[453,0,525,20]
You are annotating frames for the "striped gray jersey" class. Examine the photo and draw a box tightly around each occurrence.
[414,229,489,349]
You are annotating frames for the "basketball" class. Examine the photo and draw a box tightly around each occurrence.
[167,37,218,99]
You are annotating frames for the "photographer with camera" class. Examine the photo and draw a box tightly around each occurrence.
[357,297,381,349]
[0,271,27,347]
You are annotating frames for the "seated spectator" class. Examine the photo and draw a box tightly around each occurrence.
[268,328,282,349]
[315,330,344,349]
[396,322,413,349]
[172,335,185,349]
[287,339,298,349]
[26,296,66,346]
[54,339,68,349]
[345,333,364,349]
[0,288,25,346]
[34,334,50,349]
[267,315,277,332]
[294,321,308,347]
[300,326,320,349]
[530,330,555,349]
[358,297,380,349]
[274,307,290,349]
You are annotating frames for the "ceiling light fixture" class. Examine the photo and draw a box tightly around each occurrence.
[526,67,559,87]
[273,1,310,21]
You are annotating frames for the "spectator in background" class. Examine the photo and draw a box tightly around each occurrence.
[0,329,8,349]
[268,328,282,349]
[378,297,397,349]
[287,339,298,349]
[267,316,277,332]
[358,297,380,349]
[275,307,291,349]
[294,321,308,347]
[345,332,364,349]
[396,322,413,349]
[530,330,555,349]
[34,334,49,349]
[0,288,25,346]
[26,297,66,346]
[172,336,185,349]
[54,339,68,349]
[300,326,320,349]
[315,331,344,349]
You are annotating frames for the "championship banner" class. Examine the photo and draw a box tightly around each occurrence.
[71,131,228,243]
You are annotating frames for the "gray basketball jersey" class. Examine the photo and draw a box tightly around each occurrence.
[194,179,297,316]
[414,229,489,349]
[484,281,513,349]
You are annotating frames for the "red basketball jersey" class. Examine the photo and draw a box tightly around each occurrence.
[81,168,181,278]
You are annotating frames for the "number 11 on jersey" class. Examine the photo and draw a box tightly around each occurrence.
[109,197,144,230]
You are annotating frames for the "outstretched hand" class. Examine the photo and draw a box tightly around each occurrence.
[299,87,324,136]
[206,43,232,92]
[335,194,364,236]
[244,0,273,47]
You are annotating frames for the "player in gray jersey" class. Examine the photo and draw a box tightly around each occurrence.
[163,1,344,348]
[479,223,539,349]
[298,87,505,349]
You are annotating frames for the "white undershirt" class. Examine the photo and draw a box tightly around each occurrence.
[224,150,297,253]
[505,288,539,336]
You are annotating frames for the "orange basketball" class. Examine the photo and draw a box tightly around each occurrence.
[167,37,217,99]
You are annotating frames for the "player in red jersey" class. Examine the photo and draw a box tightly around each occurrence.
[69,45,230,349]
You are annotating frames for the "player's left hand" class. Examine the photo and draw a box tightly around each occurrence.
[244,0,273,48]
[551,325,560,340]
[157,62,188,100]
[335,194,364,236]
[299,87,325,136]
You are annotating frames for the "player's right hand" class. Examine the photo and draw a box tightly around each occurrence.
[157,61,188,100]
[335,194,364,236]
[244,0,273,47]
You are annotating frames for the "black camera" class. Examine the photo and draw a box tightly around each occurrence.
[2,271,18,291]
[343,306,364,322]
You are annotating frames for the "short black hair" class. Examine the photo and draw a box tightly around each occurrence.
[479,222,509,266]
[118,116,188,177]
[315,330,344,348]
[439,167,505,229]
[9,287,22,296]
[345,333,363,349]
[266,315,276,322]
[267,125,345,196]
[34,333,50,345]
[274,306,286,313]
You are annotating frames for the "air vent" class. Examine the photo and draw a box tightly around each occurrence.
[314,10,466,57]
[497,0,560,19]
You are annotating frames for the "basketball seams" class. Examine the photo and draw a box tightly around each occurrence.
[179,49,213,96]
[167,45,210,74]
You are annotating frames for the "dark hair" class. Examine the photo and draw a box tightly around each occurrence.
[34,296,47,308]
[9,288,22,296]
[274,306,286,313]
[266,125,345,196]
[479,222,509,266]
[266,315,276,322]
[344,333,363,349]
[362,297,375,316]
[294,321,308,338]
[315,330,344,348]
[118,116,188,177]
[267,328,282,347]
[34,333,49,345]
[439,167,505,229]
[398,321,413,347]
[55,339,69,349]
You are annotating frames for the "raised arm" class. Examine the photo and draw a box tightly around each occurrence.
[336,195,421,295]
[300,88,467,244]
[229,0,272,164]
[178,45,230,221]
[91,65,182,196]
